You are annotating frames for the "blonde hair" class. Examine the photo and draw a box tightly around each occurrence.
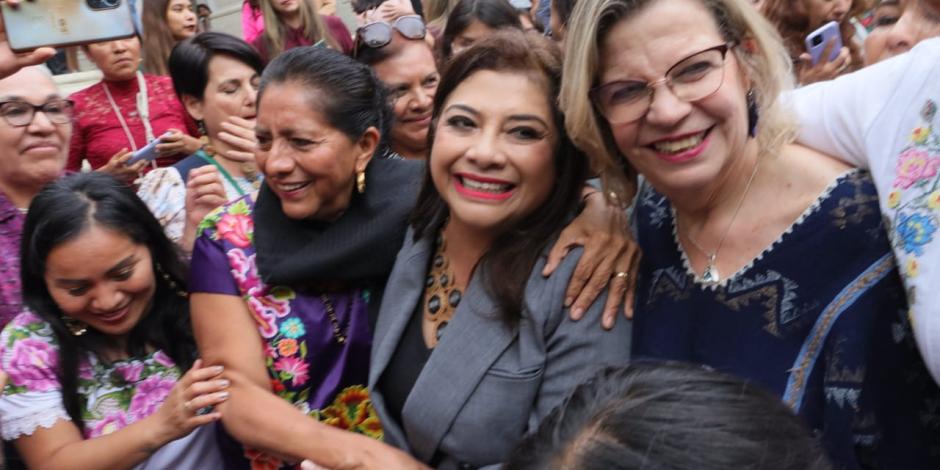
[260,0,339,59]
[424,0,462,31]
[560,0,796,199]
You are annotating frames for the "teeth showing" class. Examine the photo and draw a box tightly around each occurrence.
[653,132,706,154]
[278,182,308,192]
[461,177,512,193]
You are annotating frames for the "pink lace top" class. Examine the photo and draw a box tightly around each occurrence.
[67,75,196,172]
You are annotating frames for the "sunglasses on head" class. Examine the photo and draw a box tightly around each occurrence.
[353,15,426,58]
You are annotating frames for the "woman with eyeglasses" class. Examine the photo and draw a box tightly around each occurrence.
[561,0,938,467]
[252,0,354,62]
[355,15,439,160]
[0,67,71,331]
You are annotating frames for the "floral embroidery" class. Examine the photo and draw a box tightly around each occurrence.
[279,318,306,339]
[893,148,940,189]
[1,312,182,439]
[199,197,384,469]
[274,356,310,386]
[897,213,937,256]
[315,385,383,440]
[888,99,940,280]
[277,338,298,356]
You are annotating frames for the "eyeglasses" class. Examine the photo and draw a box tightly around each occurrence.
[0,99,75,127]
[353,15,427,58]
[590,42,736,124]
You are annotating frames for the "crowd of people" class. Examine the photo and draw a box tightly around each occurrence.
[0,0,938,468]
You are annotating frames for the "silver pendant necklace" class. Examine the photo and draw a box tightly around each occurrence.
[681,159,761,286]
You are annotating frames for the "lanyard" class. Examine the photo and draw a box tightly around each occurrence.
[195,150,248,198]
[102,71,156,154]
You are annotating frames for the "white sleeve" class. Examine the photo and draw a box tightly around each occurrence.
[785,49,917,170]
[0,390,71,440]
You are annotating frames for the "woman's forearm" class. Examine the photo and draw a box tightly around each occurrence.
[17,415,173,470]
[218,370,380,468]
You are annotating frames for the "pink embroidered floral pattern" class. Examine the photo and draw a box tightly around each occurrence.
[0,311,183,438]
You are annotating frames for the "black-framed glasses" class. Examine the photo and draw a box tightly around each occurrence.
[0,99,74,127]
[590,42,736,124]
[353,15,426,58]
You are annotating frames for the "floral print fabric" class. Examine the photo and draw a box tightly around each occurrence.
[0,311,181,439]
[0,191,24,329]
[190,197,381,469]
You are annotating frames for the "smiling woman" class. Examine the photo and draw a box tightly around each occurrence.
[561,0,940,466]
[0,172,228,469]
[369,29,631,468]
[355,18,440,160]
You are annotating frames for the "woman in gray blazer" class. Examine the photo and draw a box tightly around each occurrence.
[369,29,632,469]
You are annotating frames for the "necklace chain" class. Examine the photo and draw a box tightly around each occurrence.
[681,159,761,283]
[319,294,347,344]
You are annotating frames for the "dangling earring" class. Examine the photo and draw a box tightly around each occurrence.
[746,90,759,138]
[63,317,87,336]
[196,119,208,137]
[156,263,188,298]
[356,171,366,194]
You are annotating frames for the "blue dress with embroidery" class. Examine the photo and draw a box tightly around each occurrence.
[632,170,940,469]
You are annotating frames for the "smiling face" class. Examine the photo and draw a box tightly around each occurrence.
[597,0,749,198]
[85,37,142,81]
[182,55,260,141]
[430,70,557,234]
[0,68,70,202]
[166,0,198,40]
[256,82,376,221]
[44,224,156,339]
[373,40,440,159]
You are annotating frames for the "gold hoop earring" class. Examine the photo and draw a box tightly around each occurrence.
[63,317,88,336]
[357,171,366,194]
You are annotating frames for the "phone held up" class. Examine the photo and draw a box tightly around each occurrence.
[804,21,843,65]
[1,0,136,52]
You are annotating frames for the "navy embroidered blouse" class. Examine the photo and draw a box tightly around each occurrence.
[632,170,940,468]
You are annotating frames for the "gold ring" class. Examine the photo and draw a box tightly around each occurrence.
[613,271,628,280]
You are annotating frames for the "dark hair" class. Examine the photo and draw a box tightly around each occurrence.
[552,0,577,29]
[352,0,424,15]
[168,32,264,101]
[259,46,393,150]
[20,173,194,432]
[411,29,587,326]
[506,362,834,470]
[439,0,523,60]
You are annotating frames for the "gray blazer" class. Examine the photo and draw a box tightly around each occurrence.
[369,229,632,469]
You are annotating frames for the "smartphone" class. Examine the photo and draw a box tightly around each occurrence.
[126,133,172,166]
[1,0,136,52]
[805,21,843,65]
